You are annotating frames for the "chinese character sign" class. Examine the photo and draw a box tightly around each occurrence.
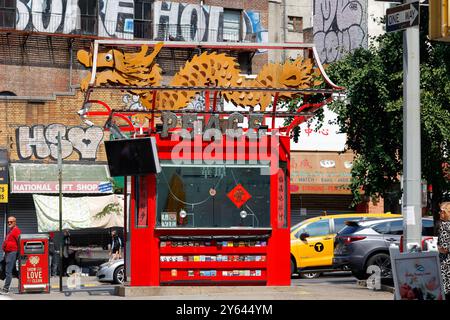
[277,169,286,229]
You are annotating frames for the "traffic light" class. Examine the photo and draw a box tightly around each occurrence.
[429,0,450,41]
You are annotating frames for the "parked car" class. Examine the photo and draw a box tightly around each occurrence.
[290,213,401,279]
[333,217,435,280]
[96,259,125,284]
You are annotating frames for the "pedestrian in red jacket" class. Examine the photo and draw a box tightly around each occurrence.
[1,216,21,294]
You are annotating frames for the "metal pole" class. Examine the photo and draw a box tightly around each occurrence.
[402,0,422,252]
[282,0,287,61]
[57,132,63,292]
[123,176,127,283]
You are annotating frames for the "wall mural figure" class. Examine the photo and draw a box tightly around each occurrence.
[12,0,266,42]
[153,0,267,43]
[313,0,368,64]
[15,0,134,38]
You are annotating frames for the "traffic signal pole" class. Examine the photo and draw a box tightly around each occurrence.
[402,0,422,252]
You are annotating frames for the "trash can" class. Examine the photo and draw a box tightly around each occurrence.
[18,234,50,293]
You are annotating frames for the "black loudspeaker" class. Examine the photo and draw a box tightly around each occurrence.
[104,137,161,177]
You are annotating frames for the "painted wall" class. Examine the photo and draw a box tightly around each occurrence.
[153,0,268,43]
[16,124,104,161]
[313,0,368,64]
[367,1,396,42]
[15,0,134,38]
[11,0,266,41]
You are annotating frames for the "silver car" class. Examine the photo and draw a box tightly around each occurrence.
[333,217,434,280]
[96,259,124,284]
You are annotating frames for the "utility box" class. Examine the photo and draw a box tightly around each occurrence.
[18,234,50,293]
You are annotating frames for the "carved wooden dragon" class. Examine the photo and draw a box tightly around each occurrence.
[77,43,322,112]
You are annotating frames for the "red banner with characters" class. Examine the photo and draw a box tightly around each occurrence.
[277,168,286,229]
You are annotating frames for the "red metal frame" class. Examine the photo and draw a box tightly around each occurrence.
[129,133,291,286]
[82,95,332,137]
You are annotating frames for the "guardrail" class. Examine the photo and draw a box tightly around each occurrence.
[0,11,256,42]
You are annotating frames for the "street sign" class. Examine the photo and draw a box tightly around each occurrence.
[386,1,420,33]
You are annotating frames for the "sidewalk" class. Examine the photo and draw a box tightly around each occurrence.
[0,276,394,300]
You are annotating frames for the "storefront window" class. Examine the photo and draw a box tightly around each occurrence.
[156,162,271,228]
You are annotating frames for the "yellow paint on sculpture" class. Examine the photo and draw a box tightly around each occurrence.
[78,43,322,112]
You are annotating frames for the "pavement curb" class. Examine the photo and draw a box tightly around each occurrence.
[356,280,395,294]
[116,285,307,297]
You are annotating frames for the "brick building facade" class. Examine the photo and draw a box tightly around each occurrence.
[0,0,270,254]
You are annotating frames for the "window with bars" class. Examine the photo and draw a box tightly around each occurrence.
[79,0,97,35]
[134,0,153,39]
[222,9,241,42]
[288,16,303,33]
[0,0,15,29]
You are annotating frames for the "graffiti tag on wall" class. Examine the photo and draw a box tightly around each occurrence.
[153,1,267,43]
[15,0,134,38]
[313,0,368,64]
[12,0,266,42]
[16,124,104,161]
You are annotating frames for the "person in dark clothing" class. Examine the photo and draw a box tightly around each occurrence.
[62,229,71,274]
[48,232,58,276]
[109,230,122,261]
[1,216,21,294]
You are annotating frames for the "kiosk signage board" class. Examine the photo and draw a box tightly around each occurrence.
[390,246,445,300]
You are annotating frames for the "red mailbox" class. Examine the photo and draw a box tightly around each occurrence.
[18,234,50,293]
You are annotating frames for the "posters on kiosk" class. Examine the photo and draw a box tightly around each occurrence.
[390,246,445,300]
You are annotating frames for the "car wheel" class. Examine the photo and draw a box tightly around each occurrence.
[113,266,125,284]
[291,258,297,275]
[300,272,321,279]
[366,253,392,279]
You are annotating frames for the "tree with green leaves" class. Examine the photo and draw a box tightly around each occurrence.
[315,15,450,221]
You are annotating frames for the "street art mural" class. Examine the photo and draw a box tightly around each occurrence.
[16,124,104,161]
[313,0,368,64]
[15,0,134,38]
[98,0,134,38]
[11,0,266,42]
[153,1,267,43]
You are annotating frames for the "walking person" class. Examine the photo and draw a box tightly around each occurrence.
[1,216,21,294]
[437,201,450,300]
[109,230,122,262]
[48,232,58,276]
[62,229,71,274]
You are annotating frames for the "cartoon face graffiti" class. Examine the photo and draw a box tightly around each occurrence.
[313,0,368,64]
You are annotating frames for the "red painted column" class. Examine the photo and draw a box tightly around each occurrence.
[266,136,291,286]
[130,175,160,286]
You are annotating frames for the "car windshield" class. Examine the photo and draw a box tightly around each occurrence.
[337,224,362,235]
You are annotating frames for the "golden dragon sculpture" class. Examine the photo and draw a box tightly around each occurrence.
[77,43,322,113]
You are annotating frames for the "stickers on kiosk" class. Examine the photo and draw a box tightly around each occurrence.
[18,234,50,293]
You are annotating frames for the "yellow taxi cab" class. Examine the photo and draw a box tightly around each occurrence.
[290,212,401,278]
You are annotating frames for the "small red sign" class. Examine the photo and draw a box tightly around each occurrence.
[227,184,252,208]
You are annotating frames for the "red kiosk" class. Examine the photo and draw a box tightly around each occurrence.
[78,41,343,287]
[128,131,290,286]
